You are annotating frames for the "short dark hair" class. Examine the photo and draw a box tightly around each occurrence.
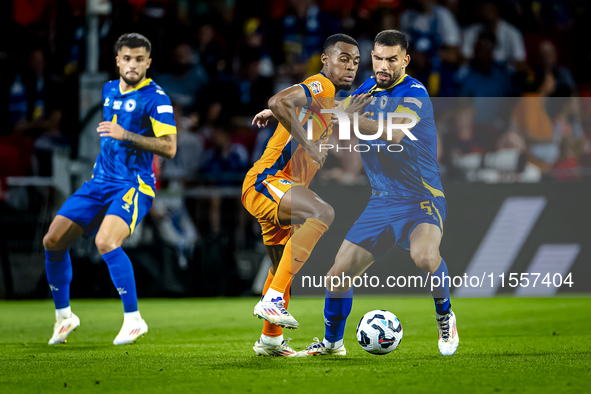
[116,33,152,53]
[323,34,358,54]
[374,30,408,52]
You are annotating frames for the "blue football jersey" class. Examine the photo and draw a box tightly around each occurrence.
[346,74,444,199]
[96,78,176,197]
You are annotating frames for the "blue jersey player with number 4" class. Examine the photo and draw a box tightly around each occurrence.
[42,33,176,345]
[296,30,459,357]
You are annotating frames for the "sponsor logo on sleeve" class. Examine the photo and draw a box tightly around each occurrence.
[157,105,173,114]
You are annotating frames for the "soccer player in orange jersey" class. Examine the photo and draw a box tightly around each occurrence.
[242,34,360,356]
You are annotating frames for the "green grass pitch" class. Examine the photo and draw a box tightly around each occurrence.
[1,297,589,393]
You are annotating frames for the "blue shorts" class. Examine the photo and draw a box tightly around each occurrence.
[57,179,153,239]
[345,190,447,259]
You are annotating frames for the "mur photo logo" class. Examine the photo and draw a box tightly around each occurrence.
[304,108,418,152]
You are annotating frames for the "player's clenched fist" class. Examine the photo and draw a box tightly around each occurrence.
[97,121,128,141]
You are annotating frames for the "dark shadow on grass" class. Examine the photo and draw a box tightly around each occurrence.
[205,356,430,370]
[204,350,591,370]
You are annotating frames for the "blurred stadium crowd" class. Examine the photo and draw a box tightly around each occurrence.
[2,0,591,187]
[1,0,591,297]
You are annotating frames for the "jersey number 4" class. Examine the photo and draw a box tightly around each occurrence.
[122,188,136,205]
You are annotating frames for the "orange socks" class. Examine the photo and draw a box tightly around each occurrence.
[261,218,328,337]
[262,269,292,337]
[262,267,274,296]
[269,218,329,294]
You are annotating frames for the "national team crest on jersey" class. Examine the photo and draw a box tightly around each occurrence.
[308,81,323,95]
[124,99,137,112]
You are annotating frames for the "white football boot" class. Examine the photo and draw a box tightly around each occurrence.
[253,338,297,357]
[113,318,148,345]
[436,310,459,356]
[253,298,299,329]
[294,337,346,357]
[48,313,80,345]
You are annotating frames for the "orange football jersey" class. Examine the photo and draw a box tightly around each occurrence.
[247,73,336,187]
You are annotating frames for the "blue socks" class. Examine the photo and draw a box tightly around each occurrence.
[102,247,138,313]
[429,258,451,315]
[45,250,73,309]
[324,287,353,343]
[46,247,138,313]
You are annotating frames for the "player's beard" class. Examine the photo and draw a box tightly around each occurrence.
[375,68,403,89]
[121,71,145,87]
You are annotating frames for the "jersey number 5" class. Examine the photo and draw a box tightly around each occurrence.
[420,201,432,214]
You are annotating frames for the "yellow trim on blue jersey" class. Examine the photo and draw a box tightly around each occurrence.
[394,105,421,122]
[422,177,445,198]
[112,114,117,123]
[137,175,156,197]
[129,191,139,234]
[150,117,176,137]
[342,95,353,111]
[433,204,443,236]
[369,74,408,93]
[119,78,152,95]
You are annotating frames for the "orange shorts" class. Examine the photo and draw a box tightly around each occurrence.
[242,173,293,246]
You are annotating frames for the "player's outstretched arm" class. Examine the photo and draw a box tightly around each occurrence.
[97,121,177,159]
[268,86,328,168]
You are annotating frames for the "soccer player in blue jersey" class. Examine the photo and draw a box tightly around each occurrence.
[42,33,176,345]
[297,30,459,356]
